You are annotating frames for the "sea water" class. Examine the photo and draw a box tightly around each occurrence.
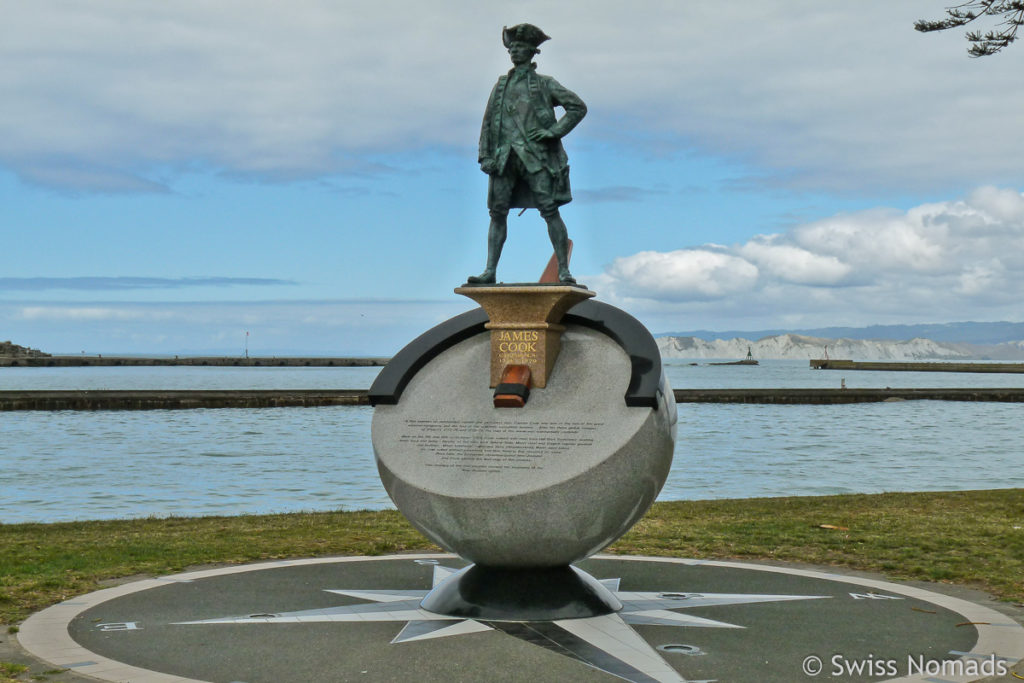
[2,361,1022,523]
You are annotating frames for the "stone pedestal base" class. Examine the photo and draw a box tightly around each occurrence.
[420,564,621,621]
[454,284,595,388]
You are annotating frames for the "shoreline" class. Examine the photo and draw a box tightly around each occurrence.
[3,387,1024,410]
[0,355,388,367]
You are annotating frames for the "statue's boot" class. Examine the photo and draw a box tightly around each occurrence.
[544,211,575,285]
[467,216,506,284]
[467,270,496,284]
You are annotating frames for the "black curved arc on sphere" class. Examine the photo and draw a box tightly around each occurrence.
[367,307,488,406]
[562,299,662,409]
[367,299,661,408]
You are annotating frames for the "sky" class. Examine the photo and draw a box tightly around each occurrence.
[4,1,1024,355]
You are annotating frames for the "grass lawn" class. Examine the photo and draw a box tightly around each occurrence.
[1,489,1021,629]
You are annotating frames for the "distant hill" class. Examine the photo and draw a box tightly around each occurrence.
[0,340,49,357]
[656,321,1024,345]
[656,332,1024,361]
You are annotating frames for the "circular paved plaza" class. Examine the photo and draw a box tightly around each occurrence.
[17,554,1024,682]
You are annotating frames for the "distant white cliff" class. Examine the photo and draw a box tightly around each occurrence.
[656,333,1024,360]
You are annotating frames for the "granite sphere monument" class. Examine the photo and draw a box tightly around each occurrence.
[369,296,676,617]
[371,310,676,568]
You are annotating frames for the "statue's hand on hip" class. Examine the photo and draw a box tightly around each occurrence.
[527,127,556,142]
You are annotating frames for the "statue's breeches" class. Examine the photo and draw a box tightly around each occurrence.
[487,155,569,216]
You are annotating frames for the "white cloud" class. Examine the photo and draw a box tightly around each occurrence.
[3,1,1024,192]
[967,186,1024,222]
[17,307,172,322]
[792,209,951,273]
[0,276,295,291]
[606,249,759,301]
[597,187,1024,328]
[737,239,851,285]
[5,299,473,354]
[955,260,1005,297]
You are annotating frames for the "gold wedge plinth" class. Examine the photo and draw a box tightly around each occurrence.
[455,284,596,388]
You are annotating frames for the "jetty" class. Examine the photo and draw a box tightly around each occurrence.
[672,387,1024,404]
[4,387,1024,410]
[0,356,389,368]
[0,390,370,411]
[709,347,759,366]
[810,359,1024,373]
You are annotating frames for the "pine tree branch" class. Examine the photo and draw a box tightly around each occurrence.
[916,0,1024,56]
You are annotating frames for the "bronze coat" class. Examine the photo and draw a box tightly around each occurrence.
[479,65,587,209]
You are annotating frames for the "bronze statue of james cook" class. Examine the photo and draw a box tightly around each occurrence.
[468,24,587,285]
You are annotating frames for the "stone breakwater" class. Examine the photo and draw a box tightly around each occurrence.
[0,389,370,410]
[3,387,1024,410]
[810,359,1024,373]
[673,387,1024,403]
[0,356,389,367]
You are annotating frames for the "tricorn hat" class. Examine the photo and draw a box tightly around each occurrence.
[502,23,551,49]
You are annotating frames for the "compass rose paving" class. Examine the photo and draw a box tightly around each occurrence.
[18,554,1024,683]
